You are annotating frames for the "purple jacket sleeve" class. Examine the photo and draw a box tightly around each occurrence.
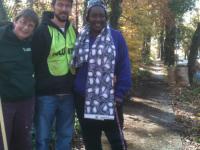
[114,32,132,100]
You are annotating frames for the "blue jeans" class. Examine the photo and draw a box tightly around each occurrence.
[35,95,74,150]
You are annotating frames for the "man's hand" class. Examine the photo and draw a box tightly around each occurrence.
[115,97,123,107]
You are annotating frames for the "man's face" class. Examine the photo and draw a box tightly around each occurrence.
[52,0,72,22]
[88,6,107,34]
[13,17,36,40]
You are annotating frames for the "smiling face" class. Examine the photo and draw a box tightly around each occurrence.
[87,6,107,35]
[13,17,36,40]
[52,0,72,23]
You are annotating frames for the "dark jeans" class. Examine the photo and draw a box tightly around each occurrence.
[75,93,126,150]
[0,97,35,150]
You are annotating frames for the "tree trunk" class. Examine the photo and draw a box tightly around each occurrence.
[0,0,8,24]
[75,0,79,29]
[142,35,151,63]
[188,23,200,84]
[164,22,176,66]
[110,0,122,29]
[159,29,165,60]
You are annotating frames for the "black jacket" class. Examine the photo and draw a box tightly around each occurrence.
[31,12,75,96]
[0,23,35,101]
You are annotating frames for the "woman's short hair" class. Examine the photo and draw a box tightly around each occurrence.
[14,9,39,27]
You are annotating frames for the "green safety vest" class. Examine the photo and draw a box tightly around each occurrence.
[47,24,76,76]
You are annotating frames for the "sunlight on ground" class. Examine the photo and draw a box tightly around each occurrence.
[139,64,167,77]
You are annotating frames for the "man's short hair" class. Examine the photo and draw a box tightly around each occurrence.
[14,9,39,27]
[52,0,73,5]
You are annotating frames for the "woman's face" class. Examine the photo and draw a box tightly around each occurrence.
[13,17,36,40]
[87,6,107,34]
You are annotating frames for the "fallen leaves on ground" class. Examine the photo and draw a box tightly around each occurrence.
[171,86,200,150]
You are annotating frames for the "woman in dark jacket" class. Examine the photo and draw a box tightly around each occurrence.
[72,1,132,150]
[0,9,38,150]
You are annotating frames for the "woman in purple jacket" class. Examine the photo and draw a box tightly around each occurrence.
[72,1,132,149]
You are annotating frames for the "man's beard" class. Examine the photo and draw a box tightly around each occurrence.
[55,13,68,22]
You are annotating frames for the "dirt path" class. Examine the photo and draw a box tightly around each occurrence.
[102,62,183,150]
[124,63,182,150]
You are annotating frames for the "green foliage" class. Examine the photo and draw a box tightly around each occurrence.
[169,0,196,18]
[163,0,196,66]
[197,136,200,143]
[178,87,200,103]
[74,115,81,134]
[137,69,151,79]
[191,87,200,95]
[177,24,195,56]
[191,126,200,143]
